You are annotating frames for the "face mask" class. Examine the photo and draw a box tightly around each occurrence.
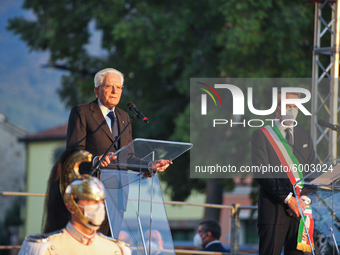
[78,203,105,230]
[146,241,159,249]
[146,240,159,255]
[193,233,203,249]
[280,108,298,123]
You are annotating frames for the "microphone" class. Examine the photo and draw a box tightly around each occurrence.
[127,102,149,124]
[318,119,340,132]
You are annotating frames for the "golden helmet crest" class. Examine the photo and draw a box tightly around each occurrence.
[59,150,93,199]
[59,150,106,226]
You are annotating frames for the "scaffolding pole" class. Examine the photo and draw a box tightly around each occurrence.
[311,0,340,163]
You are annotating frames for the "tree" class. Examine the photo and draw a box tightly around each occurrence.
[8,0,315,221]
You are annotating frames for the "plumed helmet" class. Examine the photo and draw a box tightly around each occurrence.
[59,150,93,200]
[64,175,106,227]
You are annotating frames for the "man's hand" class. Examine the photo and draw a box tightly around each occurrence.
[94,152,117,167]
[148,159,173,172]
[286,197,306,217]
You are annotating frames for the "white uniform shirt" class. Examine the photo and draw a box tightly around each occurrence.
[18,222,131,255]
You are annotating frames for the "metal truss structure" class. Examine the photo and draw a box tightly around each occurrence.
[311,0,340,163]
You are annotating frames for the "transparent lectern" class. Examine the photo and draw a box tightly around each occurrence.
[99,139,193,255]
[294,165,340,255]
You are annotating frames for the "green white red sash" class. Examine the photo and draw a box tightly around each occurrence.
[297,202,314,252]
[260,125,314,252]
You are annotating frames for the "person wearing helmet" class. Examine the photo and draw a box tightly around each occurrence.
[18,176,131,255]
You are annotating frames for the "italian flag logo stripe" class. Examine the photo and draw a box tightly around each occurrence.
[260,125,314,252]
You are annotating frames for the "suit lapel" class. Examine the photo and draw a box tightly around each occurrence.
[293,127,305,164]
[89,99,114,142]
[115,108,125,133]
[115,108,127,148]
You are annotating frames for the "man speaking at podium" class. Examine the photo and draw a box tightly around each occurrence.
[251,91,317,255]
[66,68,132,168]
[66,68,171,237]
[66,67,171,170]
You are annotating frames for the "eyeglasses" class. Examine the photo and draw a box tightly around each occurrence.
[99,84,124,91]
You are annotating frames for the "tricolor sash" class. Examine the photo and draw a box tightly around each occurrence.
[260,125,314,252]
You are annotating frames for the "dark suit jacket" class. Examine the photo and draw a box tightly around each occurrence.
[66,99,134,236]
[201,242,229,253]
[251,125,316,225]
[66,99,132,156]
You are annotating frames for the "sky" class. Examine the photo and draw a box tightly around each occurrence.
[0,0,104,134]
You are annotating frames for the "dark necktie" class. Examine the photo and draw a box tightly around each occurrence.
[107,111,118,140]
[285,128,294,152]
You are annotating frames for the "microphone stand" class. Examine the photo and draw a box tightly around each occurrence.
[90,115,137,176]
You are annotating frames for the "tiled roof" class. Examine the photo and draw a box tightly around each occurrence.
[22,124,68,142]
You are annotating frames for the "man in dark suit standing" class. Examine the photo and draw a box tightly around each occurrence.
[66,68,171,170]
[66,68,131,167]
[251,91,316,255]
[193,220,228,253]
[66,68,171,237]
